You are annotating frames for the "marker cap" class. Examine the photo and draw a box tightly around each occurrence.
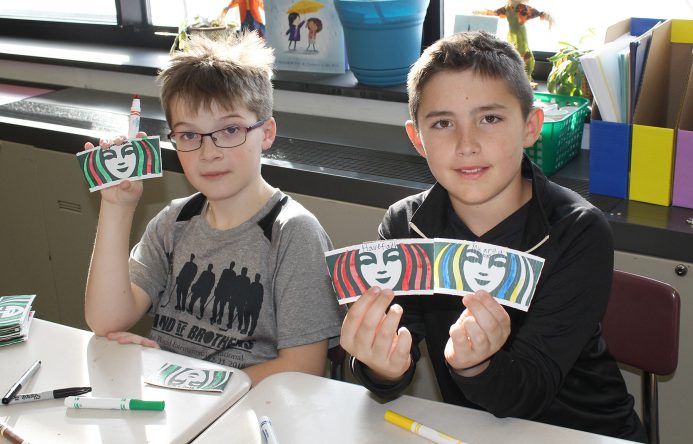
[129,399,165,411]
[384,410,414,430]
[54,387,92,398]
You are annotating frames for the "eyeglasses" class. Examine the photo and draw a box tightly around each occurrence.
[167,118,268,152]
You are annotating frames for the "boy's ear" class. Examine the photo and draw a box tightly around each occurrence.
[261,117,277,151]
[523,107,544,148]
[405,120,427,158]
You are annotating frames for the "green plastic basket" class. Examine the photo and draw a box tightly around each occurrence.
[525,92,590,176]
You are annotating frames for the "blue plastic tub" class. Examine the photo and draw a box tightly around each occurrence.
[334,0,430,86]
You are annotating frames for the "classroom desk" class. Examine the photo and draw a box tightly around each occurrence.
[192,372,634,444]
[0,319,251,443]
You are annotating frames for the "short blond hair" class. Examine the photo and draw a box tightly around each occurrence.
[158,32,275,124]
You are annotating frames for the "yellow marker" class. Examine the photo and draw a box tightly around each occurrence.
[384,410,466,444]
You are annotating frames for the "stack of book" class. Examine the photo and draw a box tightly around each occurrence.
[0,294,36,347]
[580,32,638,124]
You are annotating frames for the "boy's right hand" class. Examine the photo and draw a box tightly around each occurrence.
[84,132,146,206]
[340,287,412,381]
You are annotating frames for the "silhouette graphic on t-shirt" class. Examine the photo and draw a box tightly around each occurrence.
[159,250,176,307]
[175,254,198,310]
[241,273,264,336]
[210,261,236,325]
[188,264,215,319]
[227,267,251,332]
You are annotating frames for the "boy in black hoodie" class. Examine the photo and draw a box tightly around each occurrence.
[340,31,646,442]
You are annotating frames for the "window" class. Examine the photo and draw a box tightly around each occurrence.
[443,0,693,53]
[0,0,117,25]
[3,1,692,77]
[0,1,251,49]
[0,1,172,49]
[149,0,234,28]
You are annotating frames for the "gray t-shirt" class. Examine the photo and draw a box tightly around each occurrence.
[129,190,342,368]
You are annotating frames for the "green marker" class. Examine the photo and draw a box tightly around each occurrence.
[64,396,165,411]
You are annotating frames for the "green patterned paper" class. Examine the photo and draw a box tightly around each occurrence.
[0,312,33,347]
[145,363,232,392]
[0,295,36,332]
[325,239,545,312]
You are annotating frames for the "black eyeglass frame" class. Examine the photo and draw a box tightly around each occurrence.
[167,118,268,152]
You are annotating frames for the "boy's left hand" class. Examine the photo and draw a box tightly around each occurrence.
[444,291,510,376]
[106,331,160,349]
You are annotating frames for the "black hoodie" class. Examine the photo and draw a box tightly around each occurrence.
[351,156,646,442]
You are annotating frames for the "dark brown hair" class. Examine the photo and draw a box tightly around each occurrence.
[307,18,323,32]
[407,31,533,127]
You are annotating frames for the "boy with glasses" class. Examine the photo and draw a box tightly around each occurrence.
[340,31,646,441]
[84,32,342,386]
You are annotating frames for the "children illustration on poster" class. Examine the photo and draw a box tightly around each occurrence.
[286,12,305,50]
[266,0,347,73]
[306,17,323,51]
[325,239,545,311]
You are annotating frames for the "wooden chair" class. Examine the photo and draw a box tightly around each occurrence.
[601,270,681,444]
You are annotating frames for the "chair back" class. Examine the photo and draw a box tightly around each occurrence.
[601,270,681,444]
[602,270,680,374]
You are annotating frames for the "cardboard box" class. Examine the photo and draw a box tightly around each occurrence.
[673,50,693,209]
[589,119,631,198]
[630,19,693,206]
[588,18,660,199]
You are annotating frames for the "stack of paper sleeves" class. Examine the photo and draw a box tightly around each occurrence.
[0,295,36,347]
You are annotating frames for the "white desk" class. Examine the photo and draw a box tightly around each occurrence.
[0,319,251,443]
[193,372,635,444]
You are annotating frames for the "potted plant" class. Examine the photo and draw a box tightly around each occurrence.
[546,30,596,98]
[171,6,239,53]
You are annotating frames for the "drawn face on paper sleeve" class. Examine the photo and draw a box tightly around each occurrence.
[358,247,403,289]
[101,143,137,179]
[462,248,507,293]
[170,368,207,389]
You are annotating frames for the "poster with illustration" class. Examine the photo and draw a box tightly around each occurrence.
[144,363,232,392]
[325,239,434,304]
[325,239,545,311]
[265,0,347,73]
[76,136,162,192]
[433,239,544,311]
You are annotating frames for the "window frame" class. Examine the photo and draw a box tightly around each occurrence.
[0,1,550,78]
[0,0,173,50]
[1,1,444,51]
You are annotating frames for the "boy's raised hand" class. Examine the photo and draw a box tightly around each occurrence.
[83,132,147,206]
[444,290,511,376]
[340,287,412,381]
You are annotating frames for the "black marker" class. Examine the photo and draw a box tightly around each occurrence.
[11,386,92,404]
[2,360,41,404]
